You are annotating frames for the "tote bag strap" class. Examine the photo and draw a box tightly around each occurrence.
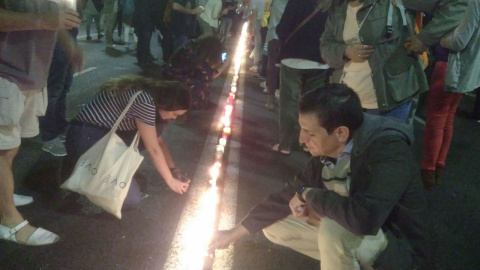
[283,1,325,46]
[111,91,144,133]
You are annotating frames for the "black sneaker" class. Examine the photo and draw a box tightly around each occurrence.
[86,36,92,41]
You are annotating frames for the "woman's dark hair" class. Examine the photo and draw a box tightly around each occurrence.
[299,83,363,134]
[100,75,191,111]
[195,36,224,67]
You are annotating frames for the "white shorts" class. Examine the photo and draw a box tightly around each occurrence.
[0,78,47,150]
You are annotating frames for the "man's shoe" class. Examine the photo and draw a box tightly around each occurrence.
[249,65,258,73]
[13,194,34,207]
[113,39,126,45]
[41,137,67,157]
[97,34,104,40]
[86,36,92,41]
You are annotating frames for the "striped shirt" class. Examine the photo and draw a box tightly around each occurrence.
[76,89,156,131]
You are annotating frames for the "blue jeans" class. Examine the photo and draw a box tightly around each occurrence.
[62,121,142,209]
[39,43,73,141]
[365,100,413,122]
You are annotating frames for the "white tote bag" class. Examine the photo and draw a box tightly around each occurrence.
[61,91,145,219]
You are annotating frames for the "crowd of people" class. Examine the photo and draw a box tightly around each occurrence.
[1,0,479,269]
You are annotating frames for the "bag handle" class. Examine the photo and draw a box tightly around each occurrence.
[111,91,144,133]
[283,2,326,46]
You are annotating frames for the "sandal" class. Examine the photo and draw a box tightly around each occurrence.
[0,220,60,246]
[271,144,290,155]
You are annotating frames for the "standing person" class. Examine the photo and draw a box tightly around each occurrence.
[40,29,79,157]
[209,84,430,270]
[320,0,467,123]
[271,0,329,155]
[198,0,224,39]
[0,0,82,245]
[170,0,204,51]
[218,0,237,43]
[248,0,266,73]
[154,0,174,63]
[263,0,287,110]
[162,36,229,109]
[421,0,480,189]
[103,0,118,49]
[61,76,192,210]
[120,0,137,52]
[133,0,155,67]
[84,0,104,40]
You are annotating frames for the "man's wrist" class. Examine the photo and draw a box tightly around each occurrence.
[296,185,307,203]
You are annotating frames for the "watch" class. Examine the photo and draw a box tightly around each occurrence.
[295,185,307,203]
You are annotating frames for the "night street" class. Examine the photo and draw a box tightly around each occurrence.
[0,24,479,270]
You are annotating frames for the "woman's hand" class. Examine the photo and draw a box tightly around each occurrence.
[344,44,375,62]
[166,177,190,194]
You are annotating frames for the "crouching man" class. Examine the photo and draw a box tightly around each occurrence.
[208,84,430,270]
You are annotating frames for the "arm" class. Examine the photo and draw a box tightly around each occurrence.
[274,0,295,43]
[157,136,175,169]
[56,30,85,71]
[319,10,348,69]
[0,4,81,32]
[208,224,249,254]
[305,137,413,235]
[440,0,480,52]
[172,2,203,15]
[403,0,468,47]
[136,119,189,194]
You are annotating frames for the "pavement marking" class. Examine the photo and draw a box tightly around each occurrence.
[211,67,245,270]
[162,61,244,270]
[73,67,97,77]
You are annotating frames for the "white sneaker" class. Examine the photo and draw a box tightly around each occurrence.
[260,81,266,88]
[41,137,67,157]
[14,194,34,207]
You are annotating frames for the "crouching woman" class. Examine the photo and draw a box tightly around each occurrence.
[61,75,191,209]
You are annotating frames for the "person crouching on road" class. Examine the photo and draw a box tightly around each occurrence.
[61,75,191,210]
[208,84,430,270]
[162,36,230,110]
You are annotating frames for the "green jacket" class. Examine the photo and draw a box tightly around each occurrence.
[320,0,467,112]
[441,0,480,93]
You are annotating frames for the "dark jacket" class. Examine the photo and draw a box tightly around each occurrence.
[241,114,430,269]
[275,0,328,63]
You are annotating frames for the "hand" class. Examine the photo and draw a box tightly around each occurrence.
[40,7,81,30]
[289,195,308,219]
[192,6,204,14]
[221,8,229,15]
[208,226,248,255]
[404,35,428,56]
[344,44,375,63]
[166,177,190,194]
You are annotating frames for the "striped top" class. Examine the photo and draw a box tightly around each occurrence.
[76,89,157,131]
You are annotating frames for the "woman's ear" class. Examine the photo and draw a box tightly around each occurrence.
[335,126,350,144]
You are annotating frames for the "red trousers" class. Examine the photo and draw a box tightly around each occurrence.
[421,62,462,170]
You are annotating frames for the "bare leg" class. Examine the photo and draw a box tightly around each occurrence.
[0,148,37,243]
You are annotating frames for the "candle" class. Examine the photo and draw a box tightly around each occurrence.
[219,137,227,146]
[216,144,225,153]
[231,86,237,93]
[223,127,231,135]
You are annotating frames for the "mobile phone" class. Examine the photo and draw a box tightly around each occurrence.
[222,52,227,63]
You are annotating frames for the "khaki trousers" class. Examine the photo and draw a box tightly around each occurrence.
[263,215,387,270]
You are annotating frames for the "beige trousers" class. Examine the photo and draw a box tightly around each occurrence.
[263,215,388,270]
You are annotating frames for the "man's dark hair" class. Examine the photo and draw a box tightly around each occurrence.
[299,83,364,134]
